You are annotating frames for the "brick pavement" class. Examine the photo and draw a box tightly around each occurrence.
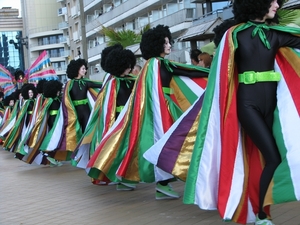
[1,149,300,225]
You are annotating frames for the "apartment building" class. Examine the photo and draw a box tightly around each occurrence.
[21,0,69,82]
[55,0,229,81]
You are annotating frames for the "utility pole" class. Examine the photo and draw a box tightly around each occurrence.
[79,0,88,78]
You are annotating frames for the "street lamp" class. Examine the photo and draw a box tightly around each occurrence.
[9,34,28,71]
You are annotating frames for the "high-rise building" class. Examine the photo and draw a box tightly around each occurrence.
[21,0,69,82]
[0,7,26,76]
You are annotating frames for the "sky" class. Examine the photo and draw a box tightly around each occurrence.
[0,0,21,16]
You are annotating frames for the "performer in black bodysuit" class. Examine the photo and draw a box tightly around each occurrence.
[232,0,300,224]
[66,58,102,132]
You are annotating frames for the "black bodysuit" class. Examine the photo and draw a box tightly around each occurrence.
[115,77,135,118]
[69,79,102,132]
[235,22,300,218]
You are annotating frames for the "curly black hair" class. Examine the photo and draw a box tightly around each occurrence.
[105,48,136,77]
[43,80,63,98]
[140,24,173,60]
[3,93,16,106]
[213,19,238,47]
[66,58,88,79]
[190,49,202,64]
[0,91,4,98]
[36,79,48,94]
[14,70,25,81]
[101,44,123,72]
[21,83,37,99]
[233,0,283,24]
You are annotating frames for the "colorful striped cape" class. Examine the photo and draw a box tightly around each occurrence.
[14,94,44,157]
[2,99,32,150]
[72,74,136,170]
[22,97,66,163]
[86,58,208,183]
[58,79,101,152]
[180,25,300,224]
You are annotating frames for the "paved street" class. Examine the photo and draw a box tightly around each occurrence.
[1,149,300,225]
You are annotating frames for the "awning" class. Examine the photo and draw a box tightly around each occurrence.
[177,17,223,42]
[283,0,300,9]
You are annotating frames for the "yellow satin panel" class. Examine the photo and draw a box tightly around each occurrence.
[28,114,47,148]
[171,108,201,181]
[170,79,191,112]
[64,82,80,151]
[224,28,237,120]
[26,127,47,163]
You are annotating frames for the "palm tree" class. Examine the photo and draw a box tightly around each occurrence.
[100,24,151,48]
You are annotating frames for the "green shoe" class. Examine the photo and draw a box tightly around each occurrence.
[255,215,274,225]
[116,183,135,191]
[156,183,180,198]
[155,191,177,200]
[47,157,63,167]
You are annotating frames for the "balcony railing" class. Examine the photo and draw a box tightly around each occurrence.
[59,21,68,30]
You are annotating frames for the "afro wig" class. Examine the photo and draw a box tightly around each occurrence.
[36,79,48,94]
[43,80,63,98]
[0,91,4,99]
[21,83,37,100]
[14,70,25,81]
[66,58,88,79]
[3,93,16,106]
[213,19,238,47]
[233,0,284,24]
[140,24,173,60]
[101,44,123,72]
[105,48,136,77]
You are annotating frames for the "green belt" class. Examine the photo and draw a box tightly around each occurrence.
[162,87,174,94]
[72,98,88,106]
[49,110,58,116]
[116,106,124,113]
[238,71,281,84]
[28,111,33,114]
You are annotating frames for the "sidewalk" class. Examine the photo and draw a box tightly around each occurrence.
[1,149,300,225]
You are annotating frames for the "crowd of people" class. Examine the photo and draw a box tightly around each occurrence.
[1,1,300,224]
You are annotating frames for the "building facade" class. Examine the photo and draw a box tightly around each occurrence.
[0,7,26,77]
[21,0,69,82]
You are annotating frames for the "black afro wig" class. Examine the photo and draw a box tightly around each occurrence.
[21,83,37,100]
[66,58,88,79]
[43,80,63,98]
[14,70,25,81]
[233,0,284,24]
[213,19,238,47]
[140,24,173,60]
[105,48,136,77]
[0,91,4,98]
[3,93,16,106]
[101,44,123,72]
[36,79,48,94]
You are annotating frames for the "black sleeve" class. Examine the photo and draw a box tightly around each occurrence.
[170,64,209,78]
[85,80,102,89]
[277,31,300,49]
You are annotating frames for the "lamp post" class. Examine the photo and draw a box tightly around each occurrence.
[9,34,28,71]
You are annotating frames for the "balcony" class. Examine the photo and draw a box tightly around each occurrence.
[58,7,67,16]
[59,21,68,30]
[87,42,107,61]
